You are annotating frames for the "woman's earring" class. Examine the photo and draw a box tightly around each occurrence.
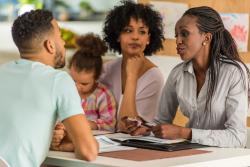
[202,42,206,46]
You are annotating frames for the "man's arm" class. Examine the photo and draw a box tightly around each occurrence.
[62,114,99,161]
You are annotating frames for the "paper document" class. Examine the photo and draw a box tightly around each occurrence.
[92,130,114,136]
[95,135,135,153]
[106,133,186,144]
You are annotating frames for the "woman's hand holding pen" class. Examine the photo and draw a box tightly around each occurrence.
[151,124,181,139]
[121,116,152,136]
[152,124,192,140]
[121,117,192,140]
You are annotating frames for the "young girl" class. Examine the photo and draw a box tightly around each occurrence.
[68,33,116,132]
[50,33,116,152]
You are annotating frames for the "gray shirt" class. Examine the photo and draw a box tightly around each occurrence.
[155,61,248,147]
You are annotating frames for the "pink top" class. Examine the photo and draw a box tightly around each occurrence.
[99,57,164,122]
[82,82,116,132]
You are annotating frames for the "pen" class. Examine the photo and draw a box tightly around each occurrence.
[127,117,156,129]
[141,122,156,129]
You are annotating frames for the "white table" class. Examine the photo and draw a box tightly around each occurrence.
[44,147,250,167]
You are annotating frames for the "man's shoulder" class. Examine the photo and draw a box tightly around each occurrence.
[29,62,70,79]
[0,60,71,82]
[0,60,16,68]
[44,69,73,88]
[48,68,69,78]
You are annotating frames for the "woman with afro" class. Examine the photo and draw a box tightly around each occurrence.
[100,0,165,131]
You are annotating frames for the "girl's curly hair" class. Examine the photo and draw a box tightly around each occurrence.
[69,33,108,79]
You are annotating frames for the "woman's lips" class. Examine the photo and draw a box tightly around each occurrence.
[177,47,185,55]
[129,43,141,49]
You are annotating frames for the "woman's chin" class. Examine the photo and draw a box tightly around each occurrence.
[125,50,143,56]
[179,54,191,62]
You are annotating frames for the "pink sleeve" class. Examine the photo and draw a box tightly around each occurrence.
[95,87,117,132]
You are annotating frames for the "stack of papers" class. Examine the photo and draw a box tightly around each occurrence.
[92,130,115,136]
[104,133,208,152]
[95,135,135,153]
[106,133,186,144]
[94,132,190,153]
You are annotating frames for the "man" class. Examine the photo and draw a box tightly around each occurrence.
[0,10,98,167]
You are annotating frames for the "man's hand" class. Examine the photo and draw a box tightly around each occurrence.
[50,122,66,151]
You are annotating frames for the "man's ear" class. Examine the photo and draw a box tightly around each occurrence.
[44,39,55,54]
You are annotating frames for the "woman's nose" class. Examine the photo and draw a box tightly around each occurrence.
[176,35,183,45]
[131,31,139,40]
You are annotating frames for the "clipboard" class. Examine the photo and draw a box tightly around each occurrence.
[118,139,209,152]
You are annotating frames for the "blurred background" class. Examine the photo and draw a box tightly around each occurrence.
[0,0,120,21]
[0,0,131,63]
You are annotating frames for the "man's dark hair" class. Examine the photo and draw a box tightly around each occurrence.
[12,9,53,53]
[103,0,165,56]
